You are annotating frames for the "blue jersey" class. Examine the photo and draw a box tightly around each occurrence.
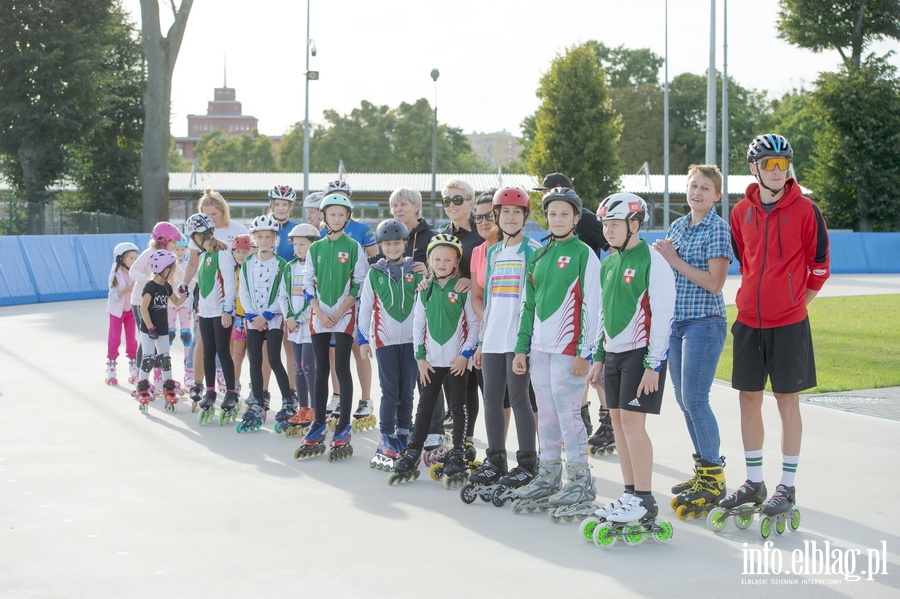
[276,219,301,262]
[320,219,375,248]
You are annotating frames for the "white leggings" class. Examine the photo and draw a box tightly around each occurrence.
[530,350,588,463]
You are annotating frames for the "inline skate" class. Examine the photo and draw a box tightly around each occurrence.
[548,462,597,523]
[294,423,327,460]
[127,359,138,385]
[189,382,204,413]
[590,494,674,548]
[327,424,354,462]
[282,406,314,438]
[579,491,635,542]
[104,359,117,385]
[707,480,769,534]
[587,409,616,456]
[197,390,217,425]
[441,447,468,490]
[671,460,726,520]
[491,451,537,507]
[237,394,268,433]
[274,395,299,434]
[371,434,402,471]
[465,441,481,469]
[351,398,377,432]
[135,380,152,413]
[162,379,182,412]
[219,390,240,425]
[423,435,451,473]
[510,459,562,514]
[757,485,801,541]
[387,447,421,485]
[461,449,506,505]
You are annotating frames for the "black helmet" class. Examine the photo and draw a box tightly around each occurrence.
[375,218,409,243]
[747,134,793,163]
[541,186,583,214]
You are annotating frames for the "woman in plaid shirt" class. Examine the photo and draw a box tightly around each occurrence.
[653,164,733,518]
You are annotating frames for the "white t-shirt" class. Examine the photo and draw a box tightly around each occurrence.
[481,242,528,354]
[188,221,248,252]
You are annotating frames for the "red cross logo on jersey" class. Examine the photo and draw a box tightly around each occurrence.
[557,256,571,270]
[405,273,415,283]
[337,251,349,264]
[448,292,458,304]
[623,268,635,284]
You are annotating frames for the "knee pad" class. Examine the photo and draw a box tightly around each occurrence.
[157,353,172,373]
[140,355,156,373]
[180,329,192,345]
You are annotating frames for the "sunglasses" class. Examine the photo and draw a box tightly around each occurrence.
[758,157,790,171]
[442,195,469,207]
[472,212,496,224]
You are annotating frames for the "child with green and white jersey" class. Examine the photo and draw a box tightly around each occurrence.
[391,234,480,482]
[512,187,600,513]
[185,213,239,416]
[470,187,542,490]
[358,219,423,470]
[238,215,292,430]
[588,193,676,524]
[295,194,368,461]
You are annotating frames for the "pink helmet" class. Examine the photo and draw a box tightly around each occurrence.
[151,222,181,245]
[492,187,531,210]
[148,250,177,274]
[232,234,252,251]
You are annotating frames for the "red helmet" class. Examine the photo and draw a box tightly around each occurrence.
[232,234,252,251]
[492,187,530,210]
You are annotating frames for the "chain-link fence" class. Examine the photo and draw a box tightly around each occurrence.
[1,200,141,235]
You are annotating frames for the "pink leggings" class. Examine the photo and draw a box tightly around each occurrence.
[108,310,138,361]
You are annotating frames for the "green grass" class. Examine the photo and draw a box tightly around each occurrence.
[714,295,900,394]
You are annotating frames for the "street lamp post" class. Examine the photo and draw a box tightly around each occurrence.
[430,68,440,224]
[302,0,318,198]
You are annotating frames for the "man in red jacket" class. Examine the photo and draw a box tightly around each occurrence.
[720,134,830,520]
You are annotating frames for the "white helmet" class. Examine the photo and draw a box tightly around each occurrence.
[596,193,649,223]
[288,223,321,240]
[303,192,325,209]
[325,180,352,197]
[249,214,280,233]
[113,242,139,260]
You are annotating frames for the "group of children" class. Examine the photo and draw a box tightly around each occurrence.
[106,136,819,543]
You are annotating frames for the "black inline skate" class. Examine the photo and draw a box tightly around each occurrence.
[671,460,726,520]
[197,390,217,424]
[587,408,616,457]
[441,447,468,490]
[491,451,537,507]
[219,390,240,425]
[274,395,299,434]
[460,449,506,505]
[387,448,422,485]
[237,393,269,433]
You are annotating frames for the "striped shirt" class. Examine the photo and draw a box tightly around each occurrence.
[665,208,732,321]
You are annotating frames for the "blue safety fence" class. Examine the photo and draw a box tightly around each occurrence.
[0,232,897,307]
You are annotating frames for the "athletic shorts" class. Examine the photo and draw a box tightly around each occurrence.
[604,348,667,415]
[731,317,816,394]
[231,316,247,342]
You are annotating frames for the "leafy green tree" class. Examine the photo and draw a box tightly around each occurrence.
[587,41,663,89]
[778,0,900,69]
[525,43,623,211]
[765,89,817,179]
[194,130,277,173]
[0,0,137,233]
[280,98,486,173]
[808,59,900,231]
[610,84,665,173]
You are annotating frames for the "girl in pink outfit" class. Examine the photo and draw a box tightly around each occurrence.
[106,242,140,385]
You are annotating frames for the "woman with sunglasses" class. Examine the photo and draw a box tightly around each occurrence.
[469,189,499,319]
[652,164,732,520]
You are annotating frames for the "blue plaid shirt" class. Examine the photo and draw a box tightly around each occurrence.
[666,209,733,321]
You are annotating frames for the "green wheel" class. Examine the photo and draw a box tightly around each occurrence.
[653,520,674,544]
[623,525,644,546]
[707,507,728,532]
[789,509,801,532]
[759,516,772,540]
[775,517,786,535]
[593,525,617,549]
[579,517,599,542]
[735,511,754,529]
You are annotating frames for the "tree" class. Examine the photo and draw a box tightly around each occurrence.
[0,1,131,233]
[778,0,900,69]
[525,43,623,211]
[808,59,900,231]
[766,89,817,179]
[193,130,277,172]
[138,0,193,230]
[609,84,665,173]
[587,41,663,89]
[279,98,486,173]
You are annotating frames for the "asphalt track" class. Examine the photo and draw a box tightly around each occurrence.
[1,274,898,598]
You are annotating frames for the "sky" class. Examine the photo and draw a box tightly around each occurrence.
[123,0,900,140]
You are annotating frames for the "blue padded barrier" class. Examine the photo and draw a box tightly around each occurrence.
[77,234,147,299]
[0,237,38,306]
[18,236,96,302]
[860,233,900,274]
[828,231,868,274]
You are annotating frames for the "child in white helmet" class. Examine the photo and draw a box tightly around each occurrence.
[105,241,139,385]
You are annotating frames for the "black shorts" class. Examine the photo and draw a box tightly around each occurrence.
[731,317,817,394]
[604,348,667,415]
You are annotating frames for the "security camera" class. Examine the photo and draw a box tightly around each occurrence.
[311,43,317,57]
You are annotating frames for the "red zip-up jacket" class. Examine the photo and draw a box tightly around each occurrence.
[731,179,830,329]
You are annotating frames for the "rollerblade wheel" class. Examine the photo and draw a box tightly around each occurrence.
[734,511,754,530]
[675,505,689,521]
[707,507,728,532]
[191,401,198,414]
[548,510,562,525]
[653,521,674,544]
[429,464,444,481]
[759,516,773,541]
[593,525,617,548]
[491,488,507,508]
[580,517,600,542]
[775,517,786,535]
[623,525,645,546]
[510,500,525,515]
[669,497,679,511]
[459,484,477,505]
[789,509,801,532]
